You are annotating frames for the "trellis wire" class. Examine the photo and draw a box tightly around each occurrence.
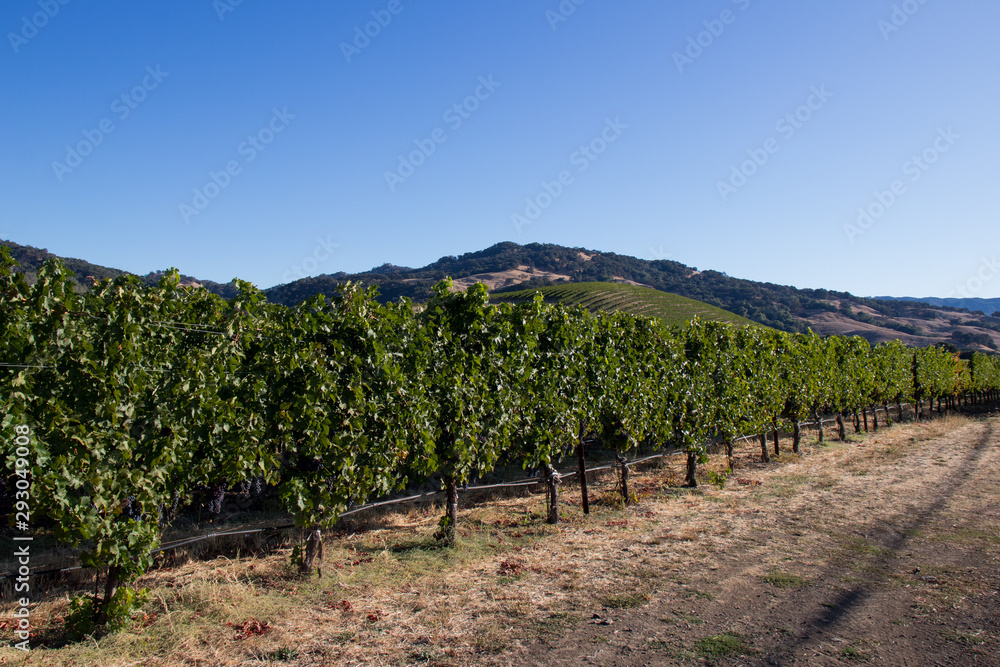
[0,403,931,581]
[0,448,687,580]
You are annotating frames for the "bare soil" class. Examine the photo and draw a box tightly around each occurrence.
[512,415,1000,667]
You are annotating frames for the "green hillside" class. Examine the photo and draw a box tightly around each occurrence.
[491,282,758,329]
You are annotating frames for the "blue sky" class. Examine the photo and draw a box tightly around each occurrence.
[2,1,998,298]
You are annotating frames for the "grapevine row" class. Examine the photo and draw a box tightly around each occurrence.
[2,250,999,630]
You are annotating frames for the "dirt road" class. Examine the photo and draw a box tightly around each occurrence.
[513,416,1000,666]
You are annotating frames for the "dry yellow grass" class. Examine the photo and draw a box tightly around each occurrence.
[0,414,987,666]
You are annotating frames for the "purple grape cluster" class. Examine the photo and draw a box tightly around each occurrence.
[123,496,143,521]
[206,484,226,514]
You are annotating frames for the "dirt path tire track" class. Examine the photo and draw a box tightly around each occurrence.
[512,417,1000,667]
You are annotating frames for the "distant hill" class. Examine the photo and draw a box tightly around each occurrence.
[0,239,128,289]
[263,242,1000,351]
[873,296,1000,316]
[265,241,815,330]
[492,282,758,329]
[3,238,999,352]
[1,239,238,298]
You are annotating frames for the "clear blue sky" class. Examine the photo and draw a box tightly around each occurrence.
[3,1,998,298]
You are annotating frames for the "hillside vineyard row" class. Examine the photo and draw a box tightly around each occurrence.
[3,250,1000,630]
